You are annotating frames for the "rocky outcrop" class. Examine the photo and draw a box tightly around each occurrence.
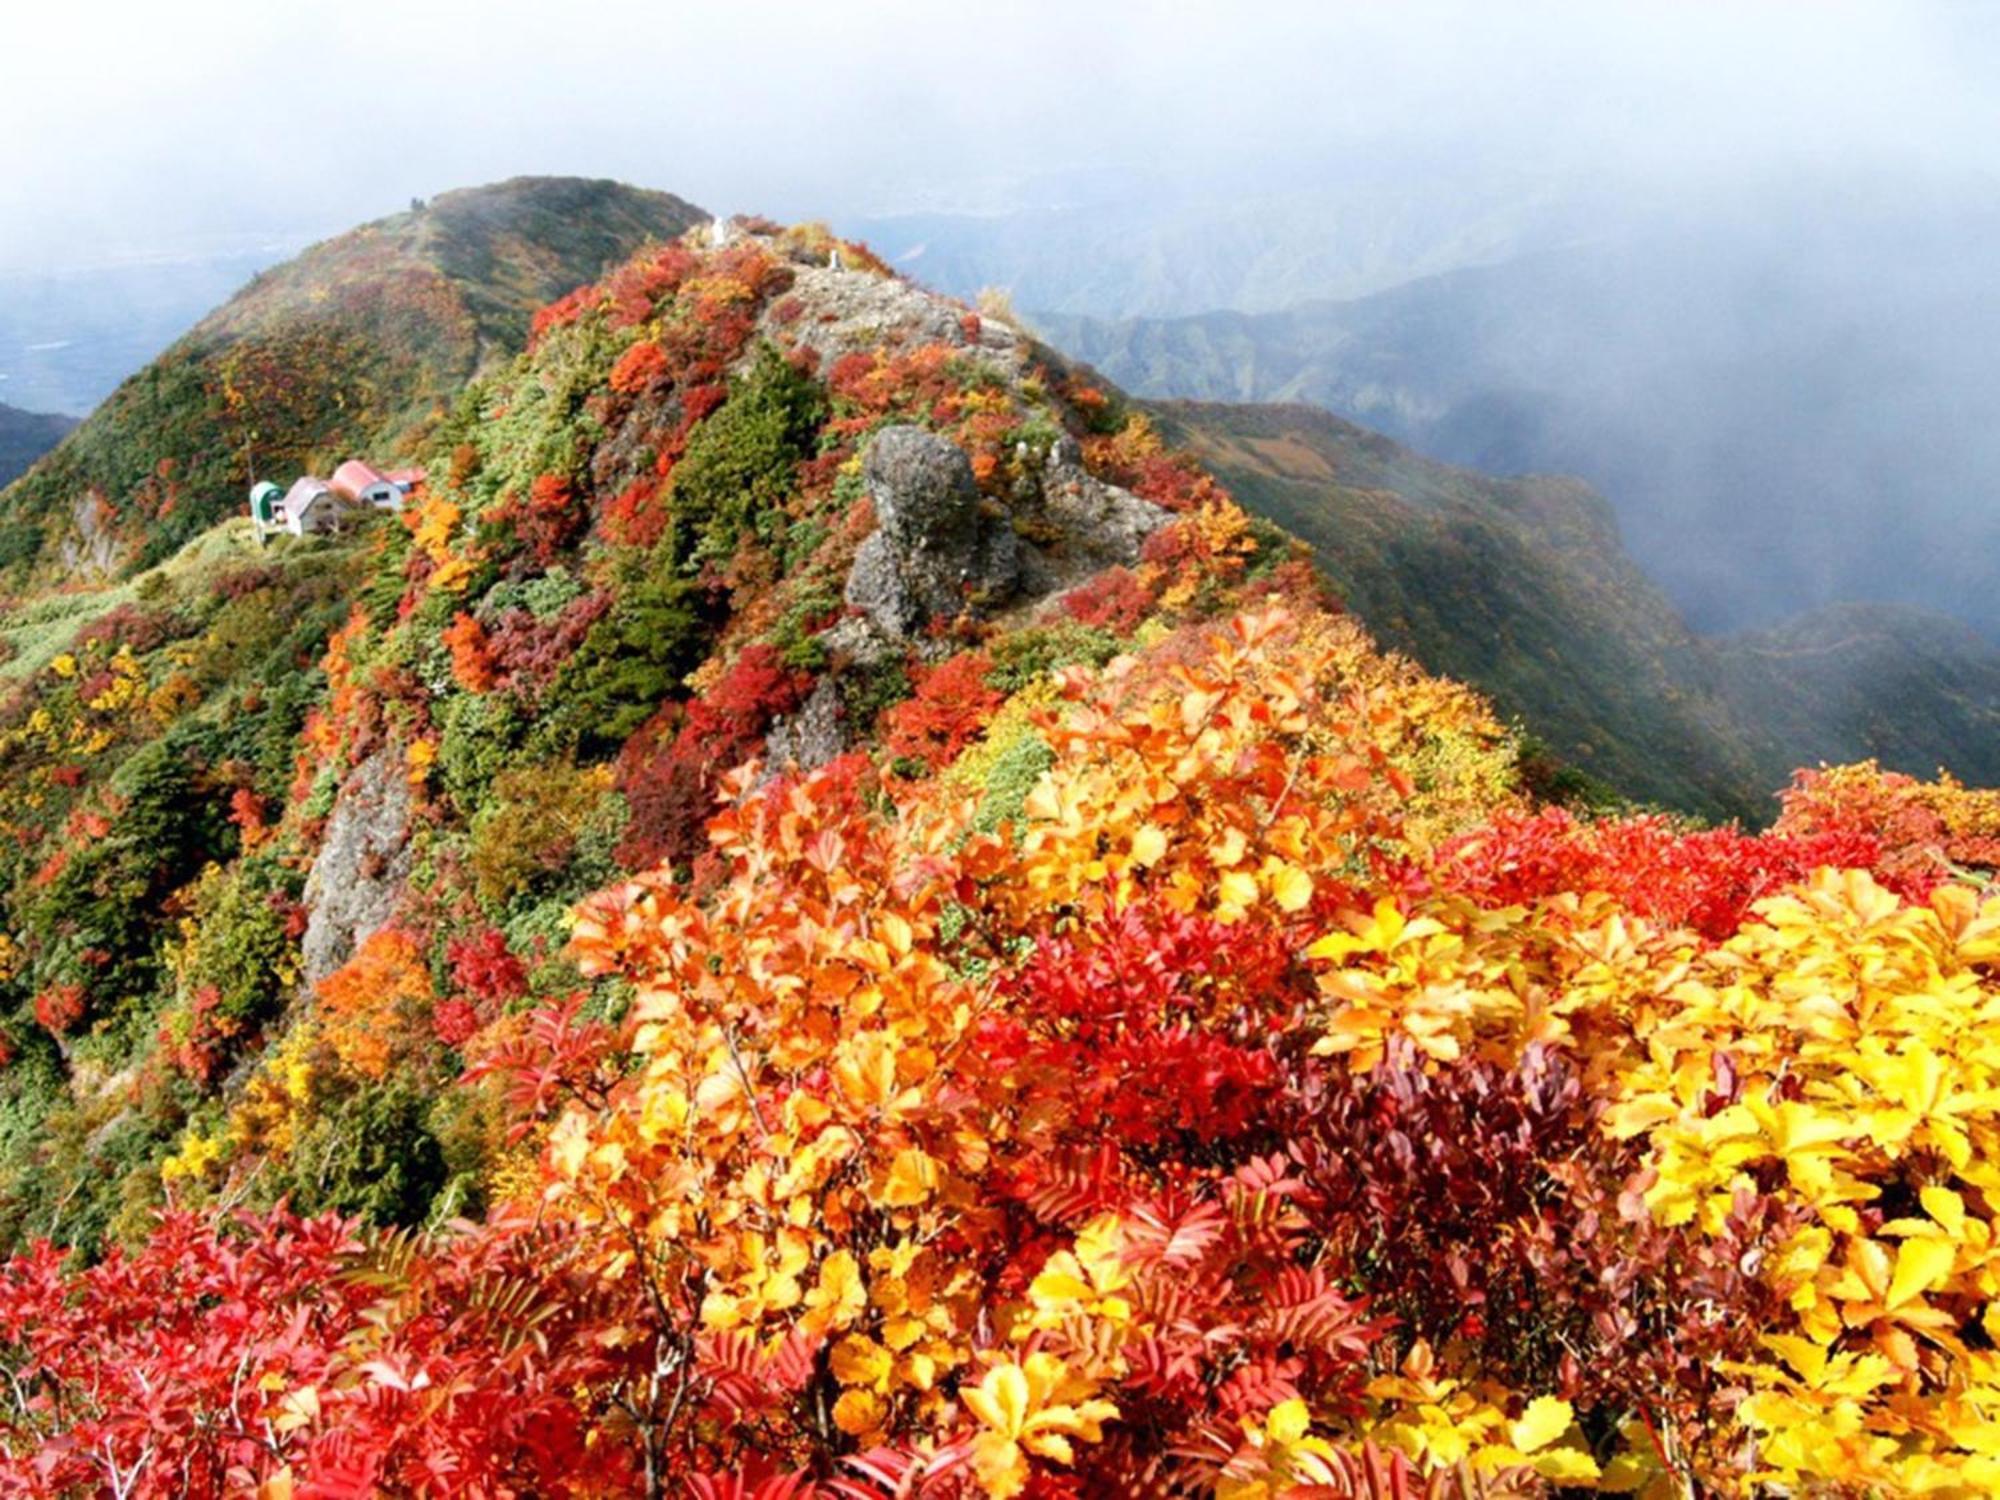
[765,676,847,771]
[300,751,413,986]
[844,426,1021,636]
[761,263,1027,369]
[1015,435,1169,596]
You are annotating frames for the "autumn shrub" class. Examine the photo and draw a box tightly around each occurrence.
[1774,758,2000,892]
[541,572,711,753]
[880,650,1001,773]
[613,643,810,870]
[316,925,435,1080]
[468,760,618,908]
[1428,803,1888,939]
[667,342,827,570]
[275,1076,449,1228]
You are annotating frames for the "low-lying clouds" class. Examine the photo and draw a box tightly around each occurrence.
[4,1,1997,270]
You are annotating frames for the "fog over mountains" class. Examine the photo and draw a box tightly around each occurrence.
[858,168,2000,641]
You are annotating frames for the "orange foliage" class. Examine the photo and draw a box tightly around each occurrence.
[315,926,434,1079]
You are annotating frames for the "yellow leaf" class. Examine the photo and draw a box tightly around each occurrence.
[965,1362,1031,1438]
[877,1147,939,1208]
[1269,863,1313,913]
[1887,1234,1955,1309]
[1217,870,1259,913]
[834,1387,887,1436]
[1130,823,1168,867]
[804,1250,867,1333]
[1532,1448,1604,1483]
[1508,1395,1574,1454]
[832,1335,893,1389]
[1266,1397,1313,1445]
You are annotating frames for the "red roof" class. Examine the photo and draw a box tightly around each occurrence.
[329,459,389,501]
[384,467,426,488]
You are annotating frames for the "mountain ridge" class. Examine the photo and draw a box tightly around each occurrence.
[1157,398,2000,819]
[0,186,1995,1496]
[0,403,76,489]
[0,176,705,581]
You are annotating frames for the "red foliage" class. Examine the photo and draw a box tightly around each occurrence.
[34,983,86,1037]
[229,785,270,848]
[484,592,612,703]
[608,339,670,396]
[614,645,811,870]
[448,927,529,1006]
[443,611,497,694]
[528,284,598,347]
[74,602,185,655]
[487,473,588,567]
[1061,566,1152,632]
[0,1209,653,1498]
[882,649,1001,770]
[432,997,481,1048]
[600,476,668,549]
[1427,805,1889,940]
[1773,761,2000,892]
[603,243,700,328]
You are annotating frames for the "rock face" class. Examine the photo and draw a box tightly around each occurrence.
[764,677,846,771]
[1020,435,1170,596]
[300,751,413,986]
[844,426,1020,635]
[762,264,1027,370]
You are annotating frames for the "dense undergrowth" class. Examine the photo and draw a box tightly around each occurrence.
[0,217,1993,1497]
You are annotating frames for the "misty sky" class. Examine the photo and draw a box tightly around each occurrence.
[6,0,2000,272]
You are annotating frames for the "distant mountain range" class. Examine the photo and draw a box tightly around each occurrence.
[1036,184,2000,640]
[9,171,1998,821]
[0,240,315,418]
[0,404,75,489]
[846,167,1595,317]
[1164,400,2000,819]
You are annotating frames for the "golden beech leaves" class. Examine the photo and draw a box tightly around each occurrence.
[527,603,2000,1494]
[962,1355,1118,1498]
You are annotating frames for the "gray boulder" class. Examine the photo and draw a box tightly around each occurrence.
[299,751,413,986]
[765,677,847,771]
[845,426,1019,635]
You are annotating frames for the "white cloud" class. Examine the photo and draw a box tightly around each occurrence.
[2,0,1994,270]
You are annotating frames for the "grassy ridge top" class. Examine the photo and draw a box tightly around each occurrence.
[0,177,704,582]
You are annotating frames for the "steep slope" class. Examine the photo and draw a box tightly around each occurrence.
[1162,400,2000,818]
[0,403,75,489]
[0,215,1505,1260]
[0,177,704,580]
[1716,602,2000,784]
[2,202,2000,1499]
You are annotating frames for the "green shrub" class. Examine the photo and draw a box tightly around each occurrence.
[437,690,526,811]
[668,342,826,569]
[541,572,711,755]
[276,1076,448,1228]
[986,622,1124,694]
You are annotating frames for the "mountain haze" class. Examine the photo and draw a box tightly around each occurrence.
[1163,400,2000,818]
[1039,180,2000,639]
[0,178,1995,1495]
